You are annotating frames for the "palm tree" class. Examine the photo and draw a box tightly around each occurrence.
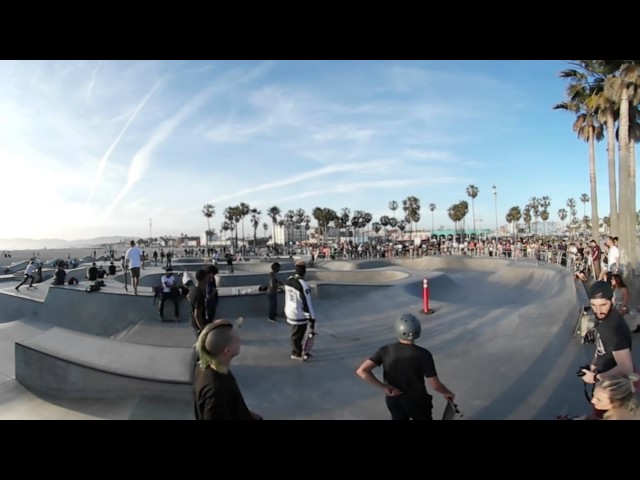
[507,206,522,238]
[221,221,232,243]
[202,204,215,249]
[402,195,421,239]
[604,60,640,278]
[540,210,550,235]
[389,201,398,220]
[579,193,590,219]
[428,203,436,232]
[465,185,479,235]
[250,209,261,247]
[312,207,337,242]
[558,208,568,233]
[566,198,577,235]
[522,207,532,234]
[238,202,251,249]
[267,206,281,249]
[556,62,603,242]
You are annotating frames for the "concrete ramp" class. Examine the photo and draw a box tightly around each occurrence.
[2,254,633,420]
[15,327,193,400]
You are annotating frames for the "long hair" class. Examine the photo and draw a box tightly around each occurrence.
[610,273,627,289]
[597,374,640,419]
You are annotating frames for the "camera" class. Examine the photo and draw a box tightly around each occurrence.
[582,328,597,345]
[576,364,591,377]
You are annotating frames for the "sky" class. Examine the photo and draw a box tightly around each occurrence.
[0,60,631,242]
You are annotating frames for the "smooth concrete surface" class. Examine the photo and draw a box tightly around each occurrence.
[15,328,193,400]
[1,255,638,420]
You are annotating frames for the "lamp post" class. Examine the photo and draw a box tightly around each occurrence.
[492,185,498,237]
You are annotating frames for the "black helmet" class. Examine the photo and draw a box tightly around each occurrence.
[394,313,421,340]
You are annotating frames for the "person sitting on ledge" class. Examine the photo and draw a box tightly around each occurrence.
[86,263,98,281]
[52,264,66,286]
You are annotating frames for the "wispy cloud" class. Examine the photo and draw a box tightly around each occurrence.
[85,61,102,105]
[272,177,463,204]
[103,83,220,217]
[85,78,164,205]
[209,160,394,205]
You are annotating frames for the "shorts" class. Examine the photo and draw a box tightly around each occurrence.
[130,267,141,278]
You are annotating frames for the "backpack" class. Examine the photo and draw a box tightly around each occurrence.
[573,307,596,342]
[85,284,101,293]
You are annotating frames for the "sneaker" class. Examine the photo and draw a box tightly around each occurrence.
[290,354,304,361]
[268,318,276,323]
[14,286,19,291]
[302,353,310,361]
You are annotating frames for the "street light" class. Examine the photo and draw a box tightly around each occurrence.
[492,185,498,237]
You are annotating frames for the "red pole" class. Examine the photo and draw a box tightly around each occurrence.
[423,278,428,312]
[422,277,434,315]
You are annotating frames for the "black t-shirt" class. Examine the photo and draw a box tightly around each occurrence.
[108,265,116,275]
[88,266,98,281]
[188,285,206,330]
[193,365,256,420]
[53,269,66,285]
[370,342,437,400]
[594,309,633,373]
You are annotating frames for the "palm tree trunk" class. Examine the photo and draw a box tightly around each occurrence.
[588,129,599,242]
[472,199,476,235]
[618,86,632,282]
[607,111,619,234]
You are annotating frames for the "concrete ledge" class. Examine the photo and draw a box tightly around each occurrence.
[15,327,194,399]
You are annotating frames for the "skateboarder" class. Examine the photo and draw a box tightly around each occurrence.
[356,313,455,420]
[15,260,37,290]
[284,260,316,361]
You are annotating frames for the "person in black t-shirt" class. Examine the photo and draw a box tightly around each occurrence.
[188,269,208,337]
[193,319,262,420]
[108,262,117,276]
[580,281,635,384]
[86,263,98,281]
[356,313,455,420]
[52,264,66,286]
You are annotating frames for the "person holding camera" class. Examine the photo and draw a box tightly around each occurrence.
[580,281,637,416]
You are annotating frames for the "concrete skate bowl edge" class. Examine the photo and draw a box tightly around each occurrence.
[401,264,573,307]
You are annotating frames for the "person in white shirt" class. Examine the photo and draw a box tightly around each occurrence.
[606,236,620,275]
[15,260,37,290]
[124,240,142,295]
[159,267,180,321]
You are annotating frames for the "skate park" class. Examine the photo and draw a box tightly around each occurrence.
[1,254,636,420]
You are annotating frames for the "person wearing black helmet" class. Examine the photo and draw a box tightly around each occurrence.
[580,281,635,387]
[356,313,455,420]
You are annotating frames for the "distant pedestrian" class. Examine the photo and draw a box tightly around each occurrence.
[125,240,142,295]
[159,267,180,321]
[267,262,283,323]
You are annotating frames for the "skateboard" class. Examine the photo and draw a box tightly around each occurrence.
[302,326,316,357]
[441,399,463,420]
